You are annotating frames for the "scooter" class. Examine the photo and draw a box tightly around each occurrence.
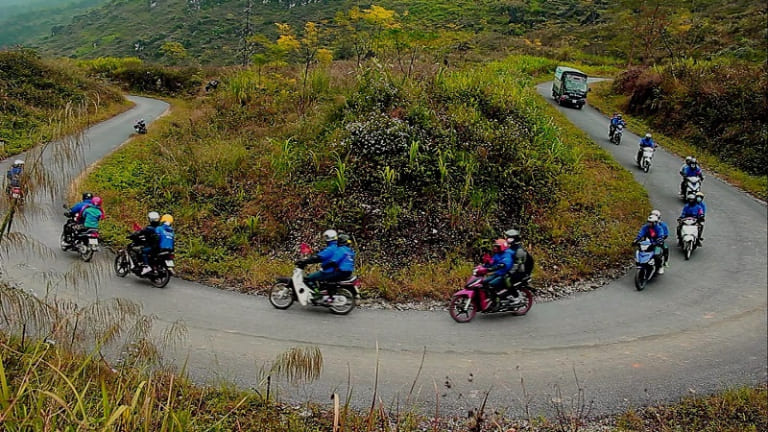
[60,208,100,262]
[269,264,360,315]
[610,123,623,145]
[448,265,535,323]
[682,176,702,198]
[634,239,662,291]
[678,217,700,260]
[638,147,654,173]
[133,121,147,134]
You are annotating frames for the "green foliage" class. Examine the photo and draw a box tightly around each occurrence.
[0,48,125,156]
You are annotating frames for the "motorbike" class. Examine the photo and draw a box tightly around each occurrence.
[113,229,174,288]
[634,239,662,291]
[449,266,534,323]
[59,209,100,262]
[678,217,700,260]
[610,123,623,145]
[638,147,654,173]
[133,121,147,134]
[682,176,702,198]
[269,264,360,315]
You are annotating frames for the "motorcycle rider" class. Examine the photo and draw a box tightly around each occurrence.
[297,229,352,296]
[135,118,146,131]
[679,156,704,196]
[636,133,656,165]
[695,192,707,240]
[609,113,625,138]
[633,214,665,274]
[677,194,705,246]
[156,214,175,253]
[481,239,514,302]
[63,192,94,244]
[649,210,670,268]
[5,159,24,194]
[136,211,161,275]
[503,229,532,305]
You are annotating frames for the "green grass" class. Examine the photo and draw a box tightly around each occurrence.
[589,80,768,201]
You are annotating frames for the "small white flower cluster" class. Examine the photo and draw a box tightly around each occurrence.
[342,113,412,158]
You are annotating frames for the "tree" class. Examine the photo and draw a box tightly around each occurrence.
[159,41,187,64]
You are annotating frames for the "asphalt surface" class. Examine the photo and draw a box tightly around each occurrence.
[1,91,766,417]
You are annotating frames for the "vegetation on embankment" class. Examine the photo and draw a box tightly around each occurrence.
[82,54,648,301]
[0,49,128,159]
[587,66,768,201]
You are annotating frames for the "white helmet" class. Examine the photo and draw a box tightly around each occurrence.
[650,209,661,219]
[322,229,338,242]
[647,214,659,224]
[14,159,24,166]
[504,228,521,245]
[148,211,161,222]
[645,133,652,139]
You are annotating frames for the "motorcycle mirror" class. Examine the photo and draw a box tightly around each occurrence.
[132,222,142,231]
[62,204,68,209]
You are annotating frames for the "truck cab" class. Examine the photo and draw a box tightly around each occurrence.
[552,66,589,109]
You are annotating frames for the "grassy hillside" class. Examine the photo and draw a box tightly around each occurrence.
[33,0,608,65]
[0,0,109,49]
[81,55,646,301]
[0,49,128,158]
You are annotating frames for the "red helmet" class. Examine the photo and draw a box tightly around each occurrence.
[492,238,508,252]
[91,196,103,206]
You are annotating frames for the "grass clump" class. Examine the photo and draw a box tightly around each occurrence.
[0,48,128,158]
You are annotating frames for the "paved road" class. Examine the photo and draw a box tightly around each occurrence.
[1,92,766,417]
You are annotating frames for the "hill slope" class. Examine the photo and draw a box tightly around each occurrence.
[0,0,110,49]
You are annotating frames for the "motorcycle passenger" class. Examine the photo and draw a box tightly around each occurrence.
[679,156,704,196]
[609,113,625,138]
[136,211,161,275]
[78,196,104,231]
[481,239,514,301]
[298,229,350,295]
[156,214,175,253]
[633,214,665,274]
[636,133,656,165]
[678,194,705,246]
[504,229,532,305]
[650,210,670,268]
[695,192,707,240]
[323,233,356,303]
[5,159,24,193]
[63,192,94,244]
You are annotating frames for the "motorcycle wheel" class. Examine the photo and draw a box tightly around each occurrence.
[616,135,621,145]
[329,288,356,315]
[634,268,648,291]
[79,246,94,262]
[114,251,130,277]
[449,294,476,323]
[643,162,650,173]
[149,269,171,288]
[684,241,693,260]
[511,288,534,316]
[60,233,69,251]
[269,282,294,309]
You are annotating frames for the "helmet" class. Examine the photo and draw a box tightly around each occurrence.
[82,192,93,200]
[91,196,103,206]
[13,159,24,166]
[492,238,508,252]
[338,233,350,245]
[690,157,698,165]
[647,214,659,224]
[148,211,160,223]
[161,214,174,225]
[685,156,693,164]
[322,229,338,242]
[695,192,704,202]
[617,114,622,119]
[504,228,521,245]
[645,133,652,139]
[650,209,661,219]
[686,194,696,204]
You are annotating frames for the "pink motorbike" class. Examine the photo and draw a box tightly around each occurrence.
[449,265,535,323]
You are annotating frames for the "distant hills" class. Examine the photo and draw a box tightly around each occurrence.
[0,0,110,48]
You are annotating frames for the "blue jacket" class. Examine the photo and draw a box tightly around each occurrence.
[6,166,22,186]
[635,223,664,243]
[155,224,175,250]
[70,199,92,214]
[317,241,339,273]
[680,203,704,219]
[334,245,355,272]
[639,137,655,148]
[681,165,703,178]
[657,221,670,238]
[484,250,513,274]
[697,200,707,214]
[610,118,625,127]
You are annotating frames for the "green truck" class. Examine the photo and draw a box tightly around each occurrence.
[552,66,589,109]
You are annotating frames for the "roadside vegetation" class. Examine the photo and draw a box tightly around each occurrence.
[0,49,128,159]
[81,53,647,301]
